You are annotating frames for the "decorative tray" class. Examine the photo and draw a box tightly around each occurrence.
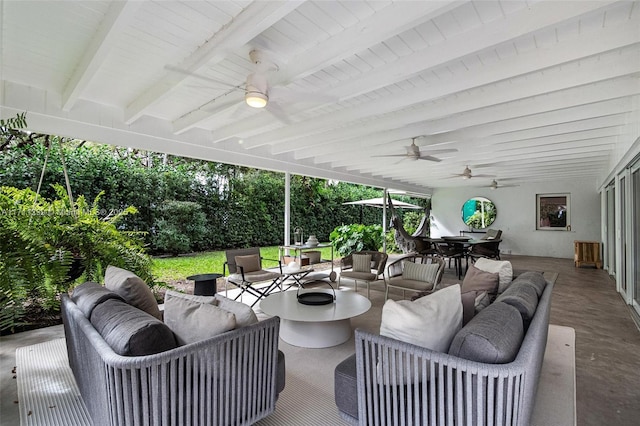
[297,282,336,305]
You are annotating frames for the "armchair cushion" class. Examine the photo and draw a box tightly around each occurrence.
[495,282,539,327]
[235,254,261,273]
[380,284,462,353]
[164,293,236,345]
[104,265,162,320]
[352,253,372,272]
[401,261,439,283]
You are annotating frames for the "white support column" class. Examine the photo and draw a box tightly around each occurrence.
[284,172,291,254]
[382,188,388,253]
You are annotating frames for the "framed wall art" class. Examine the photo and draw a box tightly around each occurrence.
[537,193,571,231]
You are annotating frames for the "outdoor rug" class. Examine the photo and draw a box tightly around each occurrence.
[15,297,575,426]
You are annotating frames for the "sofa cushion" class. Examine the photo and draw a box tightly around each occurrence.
[235,254,261,273]
[402,261,439,283]
[91,298,177,356]
[512,271,546,297]
[215,294,258,328]
[380,284,462,353]
[473,258,513,293]
[495,282,539,327]
[448,301,524,364]
[104,265,161,320]
[352,254,372,272]
[71,281,124,320]
[164,294,236,345]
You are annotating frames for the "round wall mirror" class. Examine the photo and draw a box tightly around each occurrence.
[461,197,496,230]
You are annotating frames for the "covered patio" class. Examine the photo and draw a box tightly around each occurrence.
[1,1,639,425]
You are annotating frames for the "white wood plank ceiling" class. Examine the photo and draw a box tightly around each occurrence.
[1,0,639,194]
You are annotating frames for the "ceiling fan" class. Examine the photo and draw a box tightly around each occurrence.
[451,165,495,179]
[166,50,332,123]
[483,179,520,190]
[372,137,457,162]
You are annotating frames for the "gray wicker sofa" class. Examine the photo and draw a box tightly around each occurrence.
[335,271,556,426]
[61,268,285,426]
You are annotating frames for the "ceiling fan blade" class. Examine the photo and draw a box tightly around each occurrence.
[417,155,442,162]
[265,102,292,124]
[372,154,411,158]
[474,174,496,178]
[419,148,457,155]
[164,65,242,90]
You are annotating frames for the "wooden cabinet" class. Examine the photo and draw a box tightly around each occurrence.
[574,240,602,268]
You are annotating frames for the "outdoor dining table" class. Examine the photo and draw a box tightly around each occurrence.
[420,236,502,279]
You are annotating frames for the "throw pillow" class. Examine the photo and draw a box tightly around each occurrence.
[104,265,162,320]
[164,289,218,306]
[402,261,440,283]
[462,263,499,294]
[215,294,259,328]
[164,296,236,345]
[473,258,513,293]
[235,254,261,273]
[379,284,463,385]
[380,284,462,352]
[91,298,177,356]
[352,254,372,273]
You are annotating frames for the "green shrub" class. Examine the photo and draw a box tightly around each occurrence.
[330,223,383,257]
[152,201,208,255]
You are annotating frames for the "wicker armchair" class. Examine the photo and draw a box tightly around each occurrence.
[338,250,388,298]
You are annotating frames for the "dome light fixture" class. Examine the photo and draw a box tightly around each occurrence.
[245,91,268,108]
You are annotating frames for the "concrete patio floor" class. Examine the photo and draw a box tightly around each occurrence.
[1,255,638,425]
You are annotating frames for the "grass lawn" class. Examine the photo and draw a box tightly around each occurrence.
[152,245,336,284]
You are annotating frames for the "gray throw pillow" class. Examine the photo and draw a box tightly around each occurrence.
[71,281,124,320]
[91,298,177,356]
[164,295,236,345]
[104,265,161,320]
[215,294,259,327]
[448,301,524,364]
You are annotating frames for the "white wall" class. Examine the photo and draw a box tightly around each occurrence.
[430,178,601,259]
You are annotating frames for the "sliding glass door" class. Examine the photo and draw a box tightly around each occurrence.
[632,163,640,316]
[606,184,616,275]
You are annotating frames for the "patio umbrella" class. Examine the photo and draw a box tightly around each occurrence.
[343,197,423,223]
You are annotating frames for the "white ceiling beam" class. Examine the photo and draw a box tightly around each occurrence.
[125,0,304,125]
[233,0,623,148]
[317,91,639,168]
[62,0,142,111]
[288,57,640,160]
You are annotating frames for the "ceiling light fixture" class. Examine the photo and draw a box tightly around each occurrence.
[245,91,268,108]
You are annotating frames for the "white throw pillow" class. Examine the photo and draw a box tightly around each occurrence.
[164,295,236,345]
[378,285,463,385]
[352,254,372,272]
[402,261,440,283]
[380,284,462,352]
[474,258,513,293]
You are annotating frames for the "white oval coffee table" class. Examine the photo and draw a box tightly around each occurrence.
[260,289,371,348]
